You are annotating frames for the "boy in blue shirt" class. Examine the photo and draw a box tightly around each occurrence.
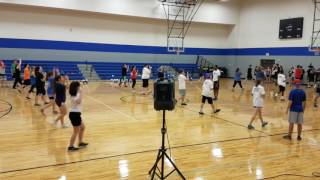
[283,79,306,141]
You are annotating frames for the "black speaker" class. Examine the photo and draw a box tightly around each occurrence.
[154,79,176,111]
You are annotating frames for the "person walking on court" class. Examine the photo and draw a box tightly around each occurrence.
[119,64,128,87]
[276,70,286,101]
[283,79,306,141]
[212,65,221,100]
[178,70,187,106]
[34,66,48,106]
[54,75,68,128]
[199,74,221,115]
[141,64,151,95]
[232,68,243,91]
[12,59,23,92]
[68,81,88,151]
[23,64,31,90]
[26,66,36,99]
[248,80,268,129]
[40,72,58,114]
[130,66,138,91]
[247,65,253,80]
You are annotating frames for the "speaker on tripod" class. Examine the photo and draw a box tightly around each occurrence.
[149,78,185,180]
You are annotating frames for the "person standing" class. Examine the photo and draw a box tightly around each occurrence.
[0,60,5,87]
[199,74,221,115]
[307,64,315,88]
[54,75,68,128]
[232,68,243,91]
[12,59,23,91]
[247,65,253,80]
[35,66,48,106]
[212,65,221,100]
[141,64,151,95]
[178,70,187,106]
[40,72,58,114]
[11,60,17,79]
[248,80,268,129]
[119,64,128,87]
[130,66,138,91]
[23,64,31,89]
[283,79,306,141]
[26,66,36,99]
[277,70,286,101]
[68,81,88,151]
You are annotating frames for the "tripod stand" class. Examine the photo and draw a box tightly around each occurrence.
[149,110,186,180]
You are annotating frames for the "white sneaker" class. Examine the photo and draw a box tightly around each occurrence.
[62,124,69,128]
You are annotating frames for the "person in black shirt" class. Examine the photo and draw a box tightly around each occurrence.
[247,65,253,80]
[119,64,128,87]
[54,75,68,128]
[35,66,48,106]
[12,59,23,91]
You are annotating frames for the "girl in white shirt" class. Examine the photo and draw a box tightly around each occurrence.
[141,64,151,95]
[199,74,221,115]
[248,80,268,129]
[68,81,88,151]
[277,70,286,101]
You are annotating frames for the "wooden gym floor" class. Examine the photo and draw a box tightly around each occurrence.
[1,79,320,180]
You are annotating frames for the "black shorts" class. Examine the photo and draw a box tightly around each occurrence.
[0,74,4,77]
[49,96,55,100]
[309,75,315,82]
[69,112,82,127]
[142,79,149,88]
[213,81,219,90]
[55,100,65,107]
[36,86,46,96]
[24,79,31,85]
[279,85,285,92]
[202,96,213,104]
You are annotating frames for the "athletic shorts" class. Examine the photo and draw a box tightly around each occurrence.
[309,76,315,82]
[36,86,46,96]
[213,81,219,90]
[55,100,65,107]
[0,73,4,77]
[179,89,186,97]
[202,96,213,104]
[289,111,304,124]
[69,112,82,127]
[279,85,285,92]
[24,79,31,85]
[49,96,55,100]
[142,79,149,88]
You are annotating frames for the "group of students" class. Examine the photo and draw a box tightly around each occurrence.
[7,60,88,152]
[118,64,152,95]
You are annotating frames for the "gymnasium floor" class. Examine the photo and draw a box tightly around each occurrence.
[0,79,320,180]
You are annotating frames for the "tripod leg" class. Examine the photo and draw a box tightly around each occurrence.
[163,152,186,180]
[149,149,162,179]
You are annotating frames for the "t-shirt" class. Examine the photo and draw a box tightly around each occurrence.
[234,71,241,81]
[158,71,164,79]
[277,73,286,87]
[178,74,187,90]
[11,63,16,74]
[24,68,30,80]
[142,67,151,79]
[0,61,5,74]
[295,68,302,79]
[70,93,82,112]
[121,67,127,76]
[55,83,66,103]
[131,69,137,80]
[202,79,213,97]
[289,89,306,112]
[256,71,265,81]
[212,70,221,82]
[36,72,45,87]
[252,85,265,107]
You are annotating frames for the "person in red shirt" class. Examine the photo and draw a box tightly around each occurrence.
[294,65,303,80]
[130,66,138,91]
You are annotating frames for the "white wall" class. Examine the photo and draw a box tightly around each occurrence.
[0,0,240,25]
[0,5,236,49]
[237,0,314,48]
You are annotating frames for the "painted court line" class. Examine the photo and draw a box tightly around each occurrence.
[86,95,137,121]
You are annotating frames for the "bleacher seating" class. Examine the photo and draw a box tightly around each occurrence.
[2,60,198,81]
